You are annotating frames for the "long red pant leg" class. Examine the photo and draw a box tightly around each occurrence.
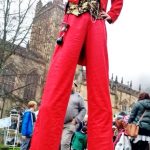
[85,19,113,150]
[30,14,89,150]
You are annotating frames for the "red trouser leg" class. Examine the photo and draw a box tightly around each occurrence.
[85,19,113,150]
[30,14,89,150]
[30,13,113,150]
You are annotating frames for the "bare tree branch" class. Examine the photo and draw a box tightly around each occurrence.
[0,0,38,72]
[11,0,37,48]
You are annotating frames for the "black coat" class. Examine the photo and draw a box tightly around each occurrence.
[128,99,150,135]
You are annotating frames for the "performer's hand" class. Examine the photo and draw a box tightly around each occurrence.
[22,136,26,140]
[100,11,112,21]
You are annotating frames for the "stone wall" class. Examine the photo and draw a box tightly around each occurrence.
[0,50,46,117]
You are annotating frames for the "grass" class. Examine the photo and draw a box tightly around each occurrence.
[0,144,20,150]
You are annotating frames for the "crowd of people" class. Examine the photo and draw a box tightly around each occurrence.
[18,87,150,150]
[113,92,150,150]
[20,82,88,150]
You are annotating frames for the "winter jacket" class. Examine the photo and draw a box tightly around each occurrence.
[21,110,36,137]
[128,99,150,131]
[64,92,86,124]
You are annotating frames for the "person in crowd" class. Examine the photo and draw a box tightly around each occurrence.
[115,112,128,130]
[112,121,117,142]
[70,115,88,150]
[76,114,88,132]
[60,82,86,150]
[70,125,87,150]
[30,0,123,148]
[21,101,37,150]
[19,107,25,133]
[128,92,150,150]
[113,112,129,148]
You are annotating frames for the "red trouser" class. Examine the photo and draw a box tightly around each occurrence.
[30,13,113,150]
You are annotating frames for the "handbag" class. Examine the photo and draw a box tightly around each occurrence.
[126,111,146,137]
[126,123,139,137]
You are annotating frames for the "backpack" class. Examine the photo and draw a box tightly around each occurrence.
[70,131,87,150]
[19,111,24,133]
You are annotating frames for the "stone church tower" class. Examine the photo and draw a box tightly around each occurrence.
[30,0,64,70]
[0,0,65,118]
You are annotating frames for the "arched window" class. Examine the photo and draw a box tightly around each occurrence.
[23,70,39,100]
[1,65,16,94]
[122,104,127,112]
[121,99,128,112]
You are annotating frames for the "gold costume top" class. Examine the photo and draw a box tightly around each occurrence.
[66,0,102,19]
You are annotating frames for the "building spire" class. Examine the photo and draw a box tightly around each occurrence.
[111,73,113,81]
[35,0,43,15]
[139,84,141,91]
[115,75,118,83]
[130,81,132,88]
[121,77,123,84]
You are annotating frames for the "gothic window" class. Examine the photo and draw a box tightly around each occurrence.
[1,65,16,94]
[122,104,127,112]
[121,99,128,112]
[23,70,39,100]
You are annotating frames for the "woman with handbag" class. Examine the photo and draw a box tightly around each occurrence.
[128,92,150,150]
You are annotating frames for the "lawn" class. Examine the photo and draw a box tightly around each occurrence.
[0,144,20,150]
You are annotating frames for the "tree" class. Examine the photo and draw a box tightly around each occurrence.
[0,0,40,117]
[0,0,38,72]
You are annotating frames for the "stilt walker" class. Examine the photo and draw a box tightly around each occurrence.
[30,0,123,149]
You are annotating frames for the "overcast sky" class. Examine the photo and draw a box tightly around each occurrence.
[106,0,150,90]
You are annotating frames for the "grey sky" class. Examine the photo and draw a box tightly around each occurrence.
[107,0,150,90]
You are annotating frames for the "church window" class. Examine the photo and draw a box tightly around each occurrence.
[122,104,127,112]
[1,65,16,94]
[23,70,39,100]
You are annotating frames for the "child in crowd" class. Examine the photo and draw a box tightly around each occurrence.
[21,101,37,150]
[70,114,88,150]
[70,125,87,150]
[113,112,130,149]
